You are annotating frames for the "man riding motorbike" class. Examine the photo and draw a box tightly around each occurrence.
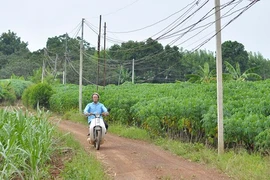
[84,93,109,137]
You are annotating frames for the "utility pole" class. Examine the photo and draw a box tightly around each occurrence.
[215,0,224,154]
[97,15,102,91]
[79,18,84,113]
[63,33,68,84]
[42,51,45,83]
[118,65,122,86]
[103,22,106,88]
[54,54,58,80]
[132,59,134,84]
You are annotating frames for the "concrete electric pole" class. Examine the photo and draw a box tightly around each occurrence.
[103,22,107,88]
[97,15,102,91]
[215,0,224,154]
[79,18,84,113]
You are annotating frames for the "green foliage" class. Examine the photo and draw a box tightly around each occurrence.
[49,84,96,113]
[222,40,249,72]
[186,62,216,83]
[47,81,270,152]
[62,109,87,124]
[224,61,261,81]
[109,124,151,141]
[1,30,270,85]
[0,108,54,179]
[248,52,270,79]
[154,138,270,180]
[10,73,25,80]
[255,129,270,154]
[0,80,16,104]
[0,30,29,55]
[0,79,33,99]
[22,82,54,109]
[108,38,185,83]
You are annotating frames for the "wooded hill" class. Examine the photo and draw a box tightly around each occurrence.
[0,30,269,84]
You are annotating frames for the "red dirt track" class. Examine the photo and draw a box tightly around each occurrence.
[54,119,230,180]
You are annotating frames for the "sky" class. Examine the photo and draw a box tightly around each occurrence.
[0,0,269,59]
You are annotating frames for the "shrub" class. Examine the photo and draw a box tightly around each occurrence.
[255,129,270,155]
[0,81,16,104]
[22,83,54,109]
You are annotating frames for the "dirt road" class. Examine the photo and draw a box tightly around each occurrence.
[54,119,230,180]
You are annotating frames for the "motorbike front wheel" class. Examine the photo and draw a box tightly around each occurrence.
[95,130,101,150]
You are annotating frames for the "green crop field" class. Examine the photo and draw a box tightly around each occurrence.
[47,81,270,153]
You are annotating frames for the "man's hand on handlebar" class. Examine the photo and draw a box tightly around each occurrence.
[102,112,109,116]
[85,112,109,117]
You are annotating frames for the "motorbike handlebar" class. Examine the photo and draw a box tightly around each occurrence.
[84,112,108,117]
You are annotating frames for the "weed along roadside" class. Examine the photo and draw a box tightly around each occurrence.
[0,105,109,180]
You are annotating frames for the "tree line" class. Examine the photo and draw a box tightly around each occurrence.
[0,30,269,84]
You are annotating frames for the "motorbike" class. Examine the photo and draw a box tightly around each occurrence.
[87,113,107,150]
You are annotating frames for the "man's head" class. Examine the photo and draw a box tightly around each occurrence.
[92,93,99,103]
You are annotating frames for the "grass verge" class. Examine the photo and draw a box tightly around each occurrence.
[53,130,109,180]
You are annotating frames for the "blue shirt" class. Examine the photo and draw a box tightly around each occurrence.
[84,102,108,124]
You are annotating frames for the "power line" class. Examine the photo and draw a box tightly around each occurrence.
[93,0,209,54]
[82,1,205,53]
[167,0,239,45]
[191,0,259,52]
[84,21,99,36]
[129,0,259,82]
[101,0,140,17]
[106,0,199,34]
[68,21,82,37]
[171,0,243,47]
[178,0,244,48]
[155,0,210,41]
[49,0,258,85]
[104,0,244,55]
[67,58,96,85]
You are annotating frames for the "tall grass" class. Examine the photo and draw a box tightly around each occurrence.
[0,108,55,179]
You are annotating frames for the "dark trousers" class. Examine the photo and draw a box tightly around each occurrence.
[104,120,109,130]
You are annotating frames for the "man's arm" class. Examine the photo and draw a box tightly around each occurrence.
[84,104,91,116]
[101,104,109,116]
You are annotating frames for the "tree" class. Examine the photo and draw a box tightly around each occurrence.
[186,62,216,83]
[248,52,270,80]
[222,41,248,73]
[154,45,182,83]
[107,38,166,83]
[0,53,8,69]
[0,30,29,55]
[224,61,261,81]
[45,34,96,85]
[0,55,40,79]
[181,50,215,81]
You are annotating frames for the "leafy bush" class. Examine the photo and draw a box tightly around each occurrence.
[0,79,33,98]
[0,79,33,104]
[0,81,16,104]
[255,129,270,155]
[9,79,33,99]
[22,83,54,109]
